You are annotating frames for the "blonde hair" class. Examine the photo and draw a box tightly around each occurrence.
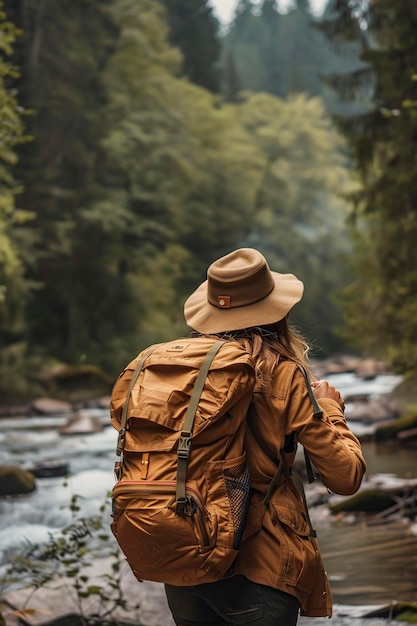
[198,317,312,386]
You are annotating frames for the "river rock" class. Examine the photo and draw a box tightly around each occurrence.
[29,461,70,478]
[345,396,401,424]
[0,465,36,496]
[363,601,417,620]
[83,395,111,409]
[318,355,362,376]
[354,358,386,380]
[31,398,72,415]
[397,426,417,443]
[375,409,417,442]
[0,404,31,418]
[311,355,390,380]
[59,410,103,435]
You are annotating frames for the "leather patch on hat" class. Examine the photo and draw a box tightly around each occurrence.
[217,296,231,308]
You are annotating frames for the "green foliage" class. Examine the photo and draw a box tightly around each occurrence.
[223,0,370,116]
[2,0,125,374]
[234,91,355,352]
[0,0,359,395]
[0,1,33,399]
[323,1,417,374]
[0,493,140,626]
[159,0,222,92]
[95,0,263,356]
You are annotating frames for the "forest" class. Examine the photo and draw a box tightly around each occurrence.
[1,0,417,400]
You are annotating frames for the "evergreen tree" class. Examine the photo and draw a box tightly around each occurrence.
[255,0,283,97]
[235,91,354,353]
[5,0,127,368]
[4,0,259,377]
[221,48,243,103]
[322,0,417,374]
[1,0,359,397]
[224,0,268,92]
[224,0,369,113]
[318,0,372,116]
[99,0,262,350]
[159,0,222,92]
[277,0,325,96]
[0,1,32,396]
[225,0,329,97]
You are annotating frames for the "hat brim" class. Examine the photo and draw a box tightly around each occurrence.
[184,271,304,334]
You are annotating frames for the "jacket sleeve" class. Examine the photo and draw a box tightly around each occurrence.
[287,368,366,495]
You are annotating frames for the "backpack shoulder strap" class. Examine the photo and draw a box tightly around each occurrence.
[297,364,322,484]
[175,340,225,515]
[247,362,322,506]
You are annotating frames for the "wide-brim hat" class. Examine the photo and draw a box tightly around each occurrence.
[184,248,304,333]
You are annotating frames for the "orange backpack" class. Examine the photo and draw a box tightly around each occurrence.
[110,336,256,586]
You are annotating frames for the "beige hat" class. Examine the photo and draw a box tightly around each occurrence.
[184,248,304,333]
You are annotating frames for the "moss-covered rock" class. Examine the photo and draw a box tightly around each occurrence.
[375,408,417,442]
[329,488,397,514]
[0,465,36,496]
[39,363,114,402]
[363,601,417,622]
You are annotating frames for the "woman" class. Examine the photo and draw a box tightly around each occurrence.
[164,248,366,626]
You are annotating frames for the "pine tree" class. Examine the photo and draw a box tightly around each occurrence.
[5,0,125,367]
[235,90,354,353]
[159,0,222,92]
[221,48,243,102]
[0,1,32,396]
[224,0,268,92]
[322,0,417,374]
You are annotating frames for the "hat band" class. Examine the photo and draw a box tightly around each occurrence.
[207,266,275,309]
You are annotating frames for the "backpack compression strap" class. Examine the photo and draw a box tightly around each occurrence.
[116,347,158,458]
[175,340,225,515]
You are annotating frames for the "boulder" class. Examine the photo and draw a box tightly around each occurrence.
[355,358,389,380]
[29,461,70,478]
[59,410,103,435]
[329,488,397,514]
[31,398,72,416]
[345,396,401,424]
[363,601,417,620]
[0,404,31,418]
[397,426,417,443]
[375,409,417,442]
[0,465,36,496]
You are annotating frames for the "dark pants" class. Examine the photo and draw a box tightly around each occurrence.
[165,575,300,626]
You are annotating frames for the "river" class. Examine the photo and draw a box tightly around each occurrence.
[0,371,416,626]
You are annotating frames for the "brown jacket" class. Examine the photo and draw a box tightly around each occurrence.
[231,358,366,617]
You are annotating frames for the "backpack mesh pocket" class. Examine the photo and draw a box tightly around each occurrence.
[224,461,251,549]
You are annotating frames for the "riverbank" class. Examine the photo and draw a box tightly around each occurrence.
[1,358,416,626]
[1,561,406,626]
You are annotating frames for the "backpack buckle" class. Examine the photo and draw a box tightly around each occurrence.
[177,432,192,459]
[175,496,196,516]
[116,427,126,456]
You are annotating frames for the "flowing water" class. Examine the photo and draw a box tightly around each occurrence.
[0,372,416,625]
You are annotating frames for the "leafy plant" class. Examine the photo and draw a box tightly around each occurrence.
[0,494,143,626]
